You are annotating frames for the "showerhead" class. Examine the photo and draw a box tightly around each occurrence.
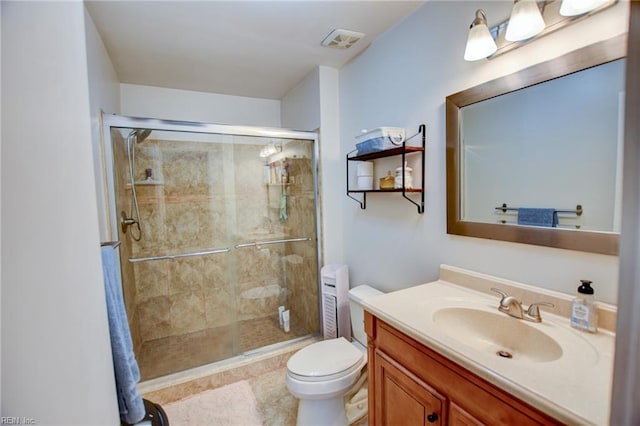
[127,128,152,143]
[136,129,152,143]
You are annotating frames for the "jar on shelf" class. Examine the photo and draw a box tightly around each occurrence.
[394,162,413,189]
[380,171,395,190]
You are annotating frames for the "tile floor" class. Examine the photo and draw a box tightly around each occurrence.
[248,367,298,426]
[159,367,368,426]
[141,337,368,426]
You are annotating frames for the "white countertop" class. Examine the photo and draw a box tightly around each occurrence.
[362,278,615,425]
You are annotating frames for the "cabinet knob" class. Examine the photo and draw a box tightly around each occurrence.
[427,412,439,423]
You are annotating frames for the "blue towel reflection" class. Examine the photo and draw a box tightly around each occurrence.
[517,208,558,227]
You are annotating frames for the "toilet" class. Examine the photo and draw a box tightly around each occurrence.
[286,285,383,426]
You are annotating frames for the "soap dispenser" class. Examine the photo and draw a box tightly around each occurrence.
[571,280,598,333]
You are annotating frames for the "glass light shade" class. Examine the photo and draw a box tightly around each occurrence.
[559,0,609,16]
[259,144,278,157]
[464,24,497,61]
[505,0,546,41]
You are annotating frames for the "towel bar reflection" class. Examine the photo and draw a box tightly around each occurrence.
[495,203,583,216]
[101,241,122,249]
[129,247,230,263]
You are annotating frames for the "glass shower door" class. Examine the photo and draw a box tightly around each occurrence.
[109,125,319,380]
[230,138,319,353]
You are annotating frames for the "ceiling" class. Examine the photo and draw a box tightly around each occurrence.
[85,1,425,100]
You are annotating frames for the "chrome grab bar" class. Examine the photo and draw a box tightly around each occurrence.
[129,247,231,263]
[128,236,312,262]
[234,237,312,249]
[101,241,121,249]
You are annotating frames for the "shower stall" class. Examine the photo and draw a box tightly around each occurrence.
[102,115,321,380]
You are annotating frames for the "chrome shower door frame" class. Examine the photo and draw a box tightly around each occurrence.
[100,113,324,355]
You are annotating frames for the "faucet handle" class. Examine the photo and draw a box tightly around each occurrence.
[491,288,509,305]
[525,301,555,322]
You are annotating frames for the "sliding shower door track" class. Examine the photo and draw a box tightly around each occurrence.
[241,333,320,357]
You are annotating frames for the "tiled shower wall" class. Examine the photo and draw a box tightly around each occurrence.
[112,131,319,362]
[280,147,319,333]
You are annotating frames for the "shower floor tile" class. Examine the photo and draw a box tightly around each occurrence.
[138,315,308,380]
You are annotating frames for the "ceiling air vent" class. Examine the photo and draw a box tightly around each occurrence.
[321,29,365,49]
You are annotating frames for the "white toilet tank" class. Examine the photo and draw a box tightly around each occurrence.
[348,285,384,347]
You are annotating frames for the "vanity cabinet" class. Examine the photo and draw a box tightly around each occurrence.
[374,351,445,425]
[365,312,562,426]
[346,124,425,214]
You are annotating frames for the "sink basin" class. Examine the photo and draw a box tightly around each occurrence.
[432,307,563,363]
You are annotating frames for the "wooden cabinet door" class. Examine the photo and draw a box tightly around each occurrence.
[374,350,446,426]
[449,402,484,426]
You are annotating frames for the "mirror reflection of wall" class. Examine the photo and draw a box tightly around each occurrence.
[460,58,625,232]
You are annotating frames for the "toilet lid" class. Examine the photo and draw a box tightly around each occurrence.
[287,337,364,380]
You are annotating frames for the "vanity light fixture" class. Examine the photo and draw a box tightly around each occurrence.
[464,9,498,61]
[559,0,609,16]
[505,0,546,41]
[464,0,617,61]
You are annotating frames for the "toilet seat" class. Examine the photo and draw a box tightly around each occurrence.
[287,337,364,383]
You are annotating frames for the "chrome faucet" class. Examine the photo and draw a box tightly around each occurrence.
[491,288,524,319]
[491,288,554,323]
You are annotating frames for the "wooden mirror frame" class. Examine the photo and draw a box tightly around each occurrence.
[446,34,627,256]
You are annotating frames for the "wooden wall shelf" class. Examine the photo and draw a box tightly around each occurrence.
[346,124,426,214]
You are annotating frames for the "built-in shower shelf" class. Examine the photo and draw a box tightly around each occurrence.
[125,180,165,189]
[135,180,164,185]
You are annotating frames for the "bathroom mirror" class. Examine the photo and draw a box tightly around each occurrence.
[446,34,626,255]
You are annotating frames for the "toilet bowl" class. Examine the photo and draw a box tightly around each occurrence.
[286,285,383,426]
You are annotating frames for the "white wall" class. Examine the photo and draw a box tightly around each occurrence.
[1,2,119,424]
[281,66,344,265]
[85,7,121,241]
[339,0,628,304]
[317,67,343,265]
[281,68,321,131]
[0,0,3,411]
[120,83,281,127]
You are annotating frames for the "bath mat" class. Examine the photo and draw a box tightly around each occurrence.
[163,380,264,425]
